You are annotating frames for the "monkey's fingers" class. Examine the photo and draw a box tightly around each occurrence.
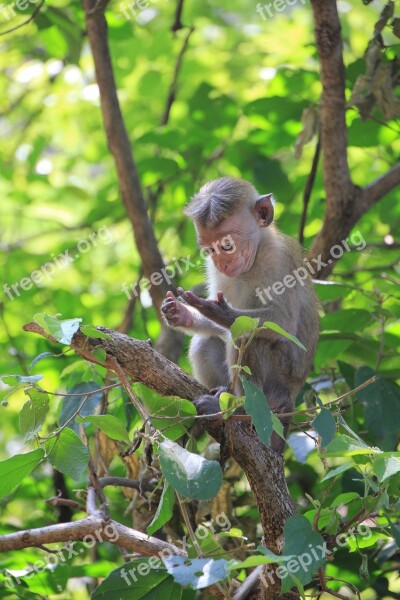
[216,292,229,308]
[177,287,204,308]
[162,301,179,314]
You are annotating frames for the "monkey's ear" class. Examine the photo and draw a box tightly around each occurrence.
[253,194,274,228]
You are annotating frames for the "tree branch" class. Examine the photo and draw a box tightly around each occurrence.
[0,514,184,556]
[310,0,353,208]
[23,321,296,598]
[0,0,46,37]
[361,162,400,214]
[81,0,169,313]
[299,136,321,245]
[161,26,195,126]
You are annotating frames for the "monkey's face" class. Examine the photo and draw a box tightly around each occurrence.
[196,208,262,278]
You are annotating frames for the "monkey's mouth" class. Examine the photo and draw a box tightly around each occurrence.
[220,264,243,277]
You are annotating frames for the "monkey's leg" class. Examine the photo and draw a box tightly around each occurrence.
[189,335,231,390]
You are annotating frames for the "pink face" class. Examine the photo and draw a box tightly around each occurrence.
[196,207,263,277]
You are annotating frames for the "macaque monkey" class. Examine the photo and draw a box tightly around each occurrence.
[162,177,319,453]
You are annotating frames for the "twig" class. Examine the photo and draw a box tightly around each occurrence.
[171,0,185,32]
[46,497,86,512]
[0,0,46,37]
[161,26,194,125]
[108,356,150,424]
[299,136,321,244]
[99,476,155,493]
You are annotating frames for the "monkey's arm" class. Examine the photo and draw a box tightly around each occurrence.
[161,291,228,337]
[177,288,296,339]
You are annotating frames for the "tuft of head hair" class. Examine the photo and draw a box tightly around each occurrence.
[185,177,259,228]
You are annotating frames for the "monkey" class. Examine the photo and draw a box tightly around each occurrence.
[161,177,319,453]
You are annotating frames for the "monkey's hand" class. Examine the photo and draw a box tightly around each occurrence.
[193,386,228,419]
[161,291,195,328]
[177,288,236,328]
[192,387,227,440]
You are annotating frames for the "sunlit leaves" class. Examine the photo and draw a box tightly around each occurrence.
[0,449,44,498]
[19,388,49,441]
[45,428,88,480]
[76,414,130,443]
[33,313,82,345]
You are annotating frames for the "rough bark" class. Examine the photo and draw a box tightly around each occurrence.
[308,0,400,278]
[82,0,184,361]
[23,322,296,599]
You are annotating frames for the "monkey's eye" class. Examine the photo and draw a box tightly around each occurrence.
[203,247,215,256]
[221,241,233,251]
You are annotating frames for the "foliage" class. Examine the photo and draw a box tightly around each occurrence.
[0,0,399,598]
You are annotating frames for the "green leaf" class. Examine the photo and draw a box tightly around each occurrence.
[281,515,326,593]
[242,378,272,447]
[158,439,222,501]
[147,482,175,536]
[320,309,372,334]
[261,321,307,351]
[391,523,400,547]
[271,412,285,440]
[33,313,82,345]
[0,449,44,498]
[92,348,107,363]
[230,316,259,341]
[45,428,88,480]
[76,415,130,443]
[355,367,400,439]
[325,435,379,457]
[330,492,361,509]
[19,389,50,441]
[163,556,229,589]
[314,280,355,301]
[59,382,103,434]
[312,408,336,448]
[92,560,182,599]
[219,392,243,419]
[373,457,400,482]
[140,387,196,440]
[80,325,112,340]
[321,463,354,482]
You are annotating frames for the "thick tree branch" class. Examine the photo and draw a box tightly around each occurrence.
[306,1,400,279]
[310,0,353,208]
[0,513,182,556]
[23,322,296,598]
[81,0,169,313]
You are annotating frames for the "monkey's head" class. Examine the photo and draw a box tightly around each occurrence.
[185,177,274,278]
